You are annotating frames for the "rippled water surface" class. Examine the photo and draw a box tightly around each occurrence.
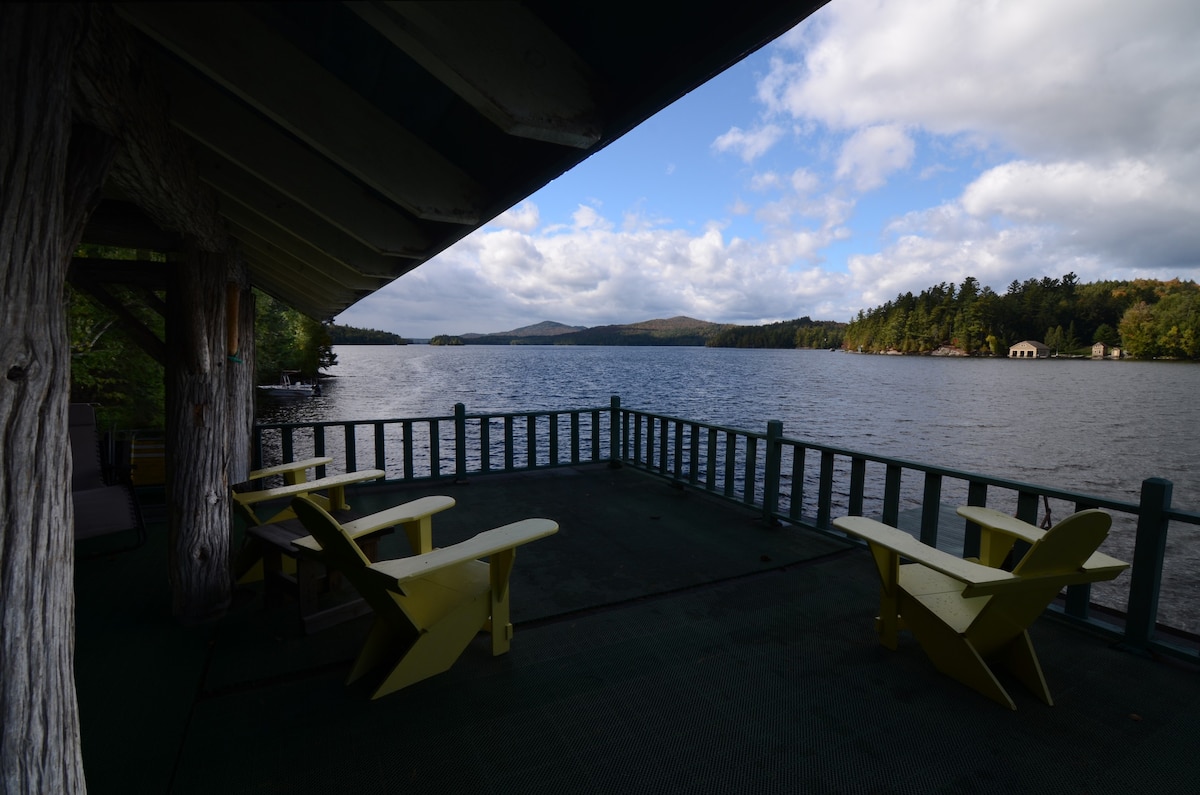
[262,345,1199,507]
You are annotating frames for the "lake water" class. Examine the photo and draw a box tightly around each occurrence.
[262,345,1199,506]
[259,345,1200,633]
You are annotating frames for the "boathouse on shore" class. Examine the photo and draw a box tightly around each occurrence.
[1009,340,1051,358]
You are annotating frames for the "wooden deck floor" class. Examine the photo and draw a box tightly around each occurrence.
[75,465,1199,794]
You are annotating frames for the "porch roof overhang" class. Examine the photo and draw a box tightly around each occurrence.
[84,1,828,320]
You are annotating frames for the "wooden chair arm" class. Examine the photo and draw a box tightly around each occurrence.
[956,506,1045,544]
[370,518,558,585]
[233,469,385,505]
[248,456,334,481]
[834,516,1017,593]
[291,495,456,552]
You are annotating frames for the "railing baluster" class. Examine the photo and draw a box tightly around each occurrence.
[571,412,580,464]
[549,412,560,467]
[402,420,414,479]
[454,404,467,480]
[633,413,643,466]
[480,417,491,473]
[920,473,943,548]
[883,464,902,527]
[849,456,866,516]
[374,422,386,473]
[591,409,601,462]
[706,427,717,492]
[429,419,440,478]
[342,424,355,472]
[744,435,758,506]
[313,426,326,478]
[964,481,988,560]
[504,415,515,471]
[646,415,656,469]
[611,396,622,464]
[817,450,835,530]
[789,444,805,521]
[673,421,684,481]
[526,413,536,469]
[688,423,700,484]
[661,417,670,476]
[723,431,736,498]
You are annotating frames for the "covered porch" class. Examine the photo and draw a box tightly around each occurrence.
[76,465,1199,793]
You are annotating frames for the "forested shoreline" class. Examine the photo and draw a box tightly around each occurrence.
[67,270,1198,433]
[841,274,1199,359]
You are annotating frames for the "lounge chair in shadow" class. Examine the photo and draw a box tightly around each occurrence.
[291,494,558,698]
[834,508,1128,709]
[69,403,145,551]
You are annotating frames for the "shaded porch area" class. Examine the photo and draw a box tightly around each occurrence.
[76,465,1199,793]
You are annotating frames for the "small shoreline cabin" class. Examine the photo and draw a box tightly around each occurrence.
[1009,340,1051,358]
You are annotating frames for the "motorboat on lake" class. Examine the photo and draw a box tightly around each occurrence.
[257,371,318,397]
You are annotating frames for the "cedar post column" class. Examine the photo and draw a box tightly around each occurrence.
[1,5,115,791]
[165,246,233,623]
[225,260,255,484]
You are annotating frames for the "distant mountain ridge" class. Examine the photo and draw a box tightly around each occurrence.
[465,316,728,346]
[462,320,585,338]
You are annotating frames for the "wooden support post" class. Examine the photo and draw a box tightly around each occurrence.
[225,272,254,483]
[166,246,233,623]
[1,5,115,790]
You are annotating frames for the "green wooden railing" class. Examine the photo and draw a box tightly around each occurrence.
[253,395,1199,664]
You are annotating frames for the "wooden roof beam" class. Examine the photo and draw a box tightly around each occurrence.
[156,57,430,259]
[195,150,417,282]
[242,259,342,321]
[229,222,380,302]
[347,1,602,149]
[70,279,168,366]
[116,2,485,224]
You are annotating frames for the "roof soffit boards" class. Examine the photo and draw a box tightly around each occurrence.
[95,1,827,320]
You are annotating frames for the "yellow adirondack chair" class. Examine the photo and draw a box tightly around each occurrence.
[291,495,558,698]
[833,509,1128,709]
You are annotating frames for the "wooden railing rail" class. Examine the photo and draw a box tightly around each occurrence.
[253,395,1198,664]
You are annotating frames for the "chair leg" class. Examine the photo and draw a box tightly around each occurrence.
[902,598,1017,710]
[999,630,1053,706]
[349,619,415,685]
[371,596,491,699]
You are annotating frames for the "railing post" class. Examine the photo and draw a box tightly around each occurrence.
[1123,478,1173,651]
[609,395,621,468]
[763,420,782,524]
[454,403,467,482]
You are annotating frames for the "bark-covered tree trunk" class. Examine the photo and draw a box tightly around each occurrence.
[226,261,255,483]
[166,248,234,623]
[1,5,114,793]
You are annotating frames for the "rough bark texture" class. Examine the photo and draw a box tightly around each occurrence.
[1,5,114,793]
[226,259,255,483]
[72,4,227,251]
[166,247,233,623]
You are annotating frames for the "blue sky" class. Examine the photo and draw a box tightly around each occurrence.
[338,0,1200,339]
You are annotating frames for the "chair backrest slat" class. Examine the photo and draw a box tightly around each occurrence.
[1012,509,1111,577]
